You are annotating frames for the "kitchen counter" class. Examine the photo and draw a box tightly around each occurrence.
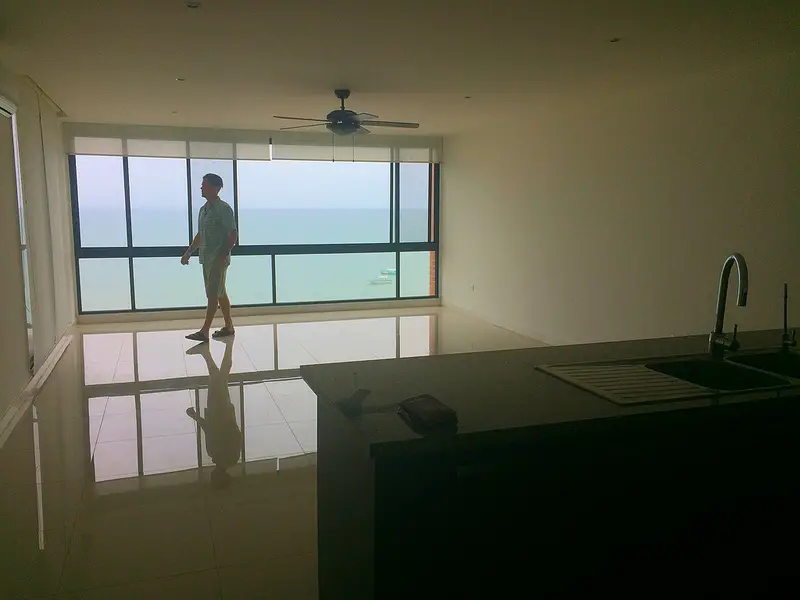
[302,327,796,457]
[305,328,800,599]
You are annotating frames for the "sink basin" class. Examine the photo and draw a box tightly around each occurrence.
[728,351,800,379]
[646,358,790,392]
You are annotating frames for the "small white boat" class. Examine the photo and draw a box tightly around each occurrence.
[369,268,397,285]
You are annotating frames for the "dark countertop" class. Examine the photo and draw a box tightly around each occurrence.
[301,328,799,457]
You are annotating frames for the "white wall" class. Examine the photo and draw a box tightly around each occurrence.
[441,54,800,345]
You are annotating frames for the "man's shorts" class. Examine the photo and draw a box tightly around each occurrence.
[203,262,228,299]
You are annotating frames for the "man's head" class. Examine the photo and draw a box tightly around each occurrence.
[201,173,224,200]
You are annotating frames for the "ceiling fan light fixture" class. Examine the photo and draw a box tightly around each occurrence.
[274,90,420,136]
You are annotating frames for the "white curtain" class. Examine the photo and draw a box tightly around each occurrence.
[270,131,442,163]
[16,81,76,370]
[63,122,443,163]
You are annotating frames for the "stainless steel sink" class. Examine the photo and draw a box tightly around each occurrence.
[645,358,790,392]
[538,354,794,406]
[728,351,800,379]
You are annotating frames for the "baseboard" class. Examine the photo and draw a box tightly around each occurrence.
[0,334,73,451]
[77,298,441,325]
[440,303,565,347]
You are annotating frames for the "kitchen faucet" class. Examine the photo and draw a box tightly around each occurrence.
[781,283,797,353]
[708,252,748,359]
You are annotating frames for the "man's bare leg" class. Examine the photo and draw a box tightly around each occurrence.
[201,296,218,337]
[218,294,234,331]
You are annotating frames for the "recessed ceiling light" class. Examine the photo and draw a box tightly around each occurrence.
[608,37,622,43]
[185,1,202,8]
[176,77,186,82]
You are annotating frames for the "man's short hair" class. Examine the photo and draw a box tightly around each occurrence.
[203,173,224,188]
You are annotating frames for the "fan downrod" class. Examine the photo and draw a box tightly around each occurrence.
[334,88,351,110]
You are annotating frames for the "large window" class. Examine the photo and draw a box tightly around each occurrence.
[70,149,439,313]
[75,155,127,247]
[237,161,390,245]
[129,157,189,246]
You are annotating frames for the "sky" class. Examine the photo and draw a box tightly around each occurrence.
[75,156,430,211]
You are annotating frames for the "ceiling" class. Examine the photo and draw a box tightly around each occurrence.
[0,0,796,134]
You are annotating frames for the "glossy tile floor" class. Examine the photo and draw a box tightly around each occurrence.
[0,309,542,598]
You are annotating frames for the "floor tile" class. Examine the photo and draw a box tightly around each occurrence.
[266,381,317,422]
[0,481,84,538]
[218,554,317,600]
[103,395,136,416]
[1,416,37,452]
[59,568,221,600]
[86,397,108,417]
[61,505,215,591]
[244,423,303,461]
[241,384,286,426]
[288,420,317,453]
[96,413,137,443]
[139,389,193,412]
[140,408,197,438]
[112,360,136,384]
[92,440,139,481]
[210,499,316,567]
[0,308,545,600]
[141,433,198,475]
[0,528,66,599]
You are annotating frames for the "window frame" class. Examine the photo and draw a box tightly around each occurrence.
[69,154,440,314]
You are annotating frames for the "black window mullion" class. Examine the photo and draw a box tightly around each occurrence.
[240,383,246,464]
[68,156,84,313]
[135,392,144,476]
[394,162,401,299]
[427,163,433,243]
[186,158,193,243]
[122,156,136,310]
[388,163,394,243]
[232,159,239,241]
[433,163,441,297]
[271,255,277,304]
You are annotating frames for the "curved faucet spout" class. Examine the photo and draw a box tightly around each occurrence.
[714,253,749,335]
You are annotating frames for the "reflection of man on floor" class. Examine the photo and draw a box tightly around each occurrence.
[186,338,242,489]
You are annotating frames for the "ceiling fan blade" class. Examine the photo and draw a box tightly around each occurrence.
[359,120,419,129]
[273,116,329,122]
[280,123,328,130]
[355,112,379,120]
[356,126,371,134]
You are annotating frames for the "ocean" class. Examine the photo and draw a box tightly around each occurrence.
[77,208,433,312]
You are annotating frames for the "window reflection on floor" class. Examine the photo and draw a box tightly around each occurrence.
[79,311,541,485]
[82,315,436,386]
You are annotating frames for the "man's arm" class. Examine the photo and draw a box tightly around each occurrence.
[182,233,201,263]
[216,206,238,265]
[217,230,238,265]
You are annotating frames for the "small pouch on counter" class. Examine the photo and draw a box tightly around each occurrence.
[397,394,458,432]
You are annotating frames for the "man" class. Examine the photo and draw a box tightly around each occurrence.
[182,173,237,343]
[185,338,242,490]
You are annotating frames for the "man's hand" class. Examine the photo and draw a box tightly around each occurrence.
[181,252,190,266]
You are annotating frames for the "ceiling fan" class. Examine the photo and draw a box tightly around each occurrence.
[274,89,420,136]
